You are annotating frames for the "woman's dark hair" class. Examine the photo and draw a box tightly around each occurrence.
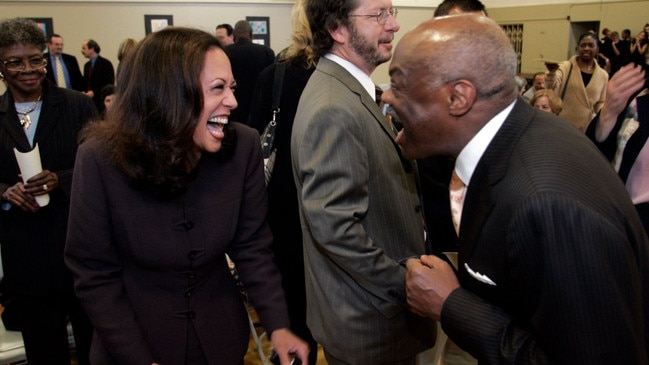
[82,26,236,199]
[0,18,46,54]
[306,0,358,57]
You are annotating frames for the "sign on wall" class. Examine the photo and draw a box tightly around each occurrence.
[246,16,270,47]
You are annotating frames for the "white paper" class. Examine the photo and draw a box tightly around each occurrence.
[13,143,50,207]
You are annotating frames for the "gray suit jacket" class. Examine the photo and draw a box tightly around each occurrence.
[291,57,435,363]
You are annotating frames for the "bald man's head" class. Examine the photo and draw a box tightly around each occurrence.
[398,15,517,100]
[382,15,519,159]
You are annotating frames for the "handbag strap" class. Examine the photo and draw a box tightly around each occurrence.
[272,62,287,114]
[560,62,573,101]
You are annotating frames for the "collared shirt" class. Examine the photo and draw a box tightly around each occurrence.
[454,100,516,186]
[324,53,377,103]
[49,54,71,88]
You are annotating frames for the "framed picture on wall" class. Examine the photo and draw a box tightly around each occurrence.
[29,18,54,40]
[144,15,173,35]
[246,16,270,47]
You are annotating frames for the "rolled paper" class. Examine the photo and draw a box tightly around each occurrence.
[13,143,50,207]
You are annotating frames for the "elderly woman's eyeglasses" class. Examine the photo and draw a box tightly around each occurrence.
[349,8,398,25]
[1,57,48,72]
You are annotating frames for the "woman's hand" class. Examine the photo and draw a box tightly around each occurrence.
[1,182,39,212]
[23,170,58,197]
[544,62,559,73]
[269,328,310,365]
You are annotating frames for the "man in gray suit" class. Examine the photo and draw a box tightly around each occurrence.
[385,15,649,363]
[291,0,436,364]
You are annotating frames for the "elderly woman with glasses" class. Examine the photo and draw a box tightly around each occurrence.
[0,17,97,365]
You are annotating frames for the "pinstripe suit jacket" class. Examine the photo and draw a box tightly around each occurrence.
[0,79,97,296]
[442,99,649,364]
[291,57,435,364]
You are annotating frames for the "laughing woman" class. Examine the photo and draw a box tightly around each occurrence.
[64,27,308,365]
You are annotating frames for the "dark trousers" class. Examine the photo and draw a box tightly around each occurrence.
[17,291,92,365]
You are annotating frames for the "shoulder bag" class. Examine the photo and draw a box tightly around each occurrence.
[260,62,287,184]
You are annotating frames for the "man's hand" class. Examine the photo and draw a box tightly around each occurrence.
[406,255,460,320]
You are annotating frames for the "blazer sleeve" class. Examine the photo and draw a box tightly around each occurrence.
[224,126,291,334]
[53,90,98,199]
[441,193,648,364]
[545,60,570,95]
[65,141,156,364]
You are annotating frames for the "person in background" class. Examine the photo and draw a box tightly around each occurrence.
[44,33,84,91]
[99,84,114,119]
[630,30,648,66]
[81,39,115,114]
[586,63,649,234]
[225,20,274,125]
[247,0,319,363]
[215,23,234,47]
[545,32,608,132]
[115,38,137,84]
[381,14,649,363]
[0,17,97,365]
[522,71,546,101]
[65,26,309,365]
[529,88,563,115]
[291,0,436,363]
[433,0,486,16]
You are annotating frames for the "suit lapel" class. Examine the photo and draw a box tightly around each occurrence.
[33,81,61,147]
[0,91,33,152]
[459,99,534,261]
[317,58,413,172]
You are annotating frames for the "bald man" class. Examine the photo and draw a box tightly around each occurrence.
[383,15,649,363]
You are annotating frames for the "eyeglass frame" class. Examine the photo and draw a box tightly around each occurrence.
[0,56,48,72]
[349,8,398,25]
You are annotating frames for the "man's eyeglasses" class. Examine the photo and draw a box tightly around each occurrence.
[349,8,398,25]
[1,56,48,72]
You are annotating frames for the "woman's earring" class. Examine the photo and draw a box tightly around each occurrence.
[0,71,4,79]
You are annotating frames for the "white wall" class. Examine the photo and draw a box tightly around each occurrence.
[1,0,648,89]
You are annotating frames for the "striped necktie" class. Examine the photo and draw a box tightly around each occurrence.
[449,170,466,235]
[55,56,68,88]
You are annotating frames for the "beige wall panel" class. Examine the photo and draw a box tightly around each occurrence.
[0,1,294,80]
[1,1,649,91]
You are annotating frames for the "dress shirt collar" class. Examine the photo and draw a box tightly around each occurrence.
[324,53,377,102]
[455,100,516,186]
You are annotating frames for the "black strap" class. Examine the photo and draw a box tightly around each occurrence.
[272,62,287,113]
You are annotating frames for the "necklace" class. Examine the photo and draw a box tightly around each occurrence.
[578,59,593,72]
[16,95,42,130]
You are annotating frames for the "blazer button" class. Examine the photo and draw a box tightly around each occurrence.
[185,289,193,297]
[187,310,196,319]
[182,220,194,230]
[188,251,197,260]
